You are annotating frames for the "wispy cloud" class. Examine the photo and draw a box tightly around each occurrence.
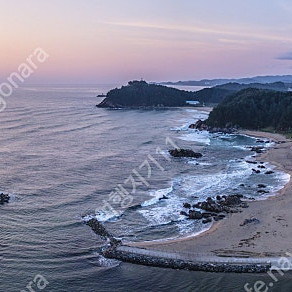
[277,52,292,60]
[101,21,292,43]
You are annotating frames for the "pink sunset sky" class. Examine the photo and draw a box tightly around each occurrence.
[1,0,292,84]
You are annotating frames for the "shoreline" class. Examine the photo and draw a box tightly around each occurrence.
[126,130,292,259]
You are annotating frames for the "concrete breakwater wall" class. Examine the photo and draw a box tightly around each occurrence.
[103,245,271,273]
[85,218,272,273]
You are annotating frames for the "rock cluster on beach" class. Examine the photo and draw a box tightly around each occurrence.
[169,149,203,158]
[0,193,10,205]
[181,194,249,224]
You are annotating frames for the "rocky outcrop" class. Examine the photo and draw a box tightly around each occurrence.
[188,119,236,134]
[0,193,10,205]
[169,149,203,158]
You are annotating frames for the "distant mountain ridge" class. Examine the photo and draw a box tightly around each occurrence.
[192,81,290,104]
[160,75,292,87]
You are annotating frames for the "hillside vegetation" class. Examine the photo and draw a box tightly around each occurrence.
[206,88,292,131]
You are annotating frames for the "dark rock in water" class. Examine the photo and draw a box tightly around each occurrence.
[183,202,191,209]
[188,210,203,220]
[257,165,266,169]
[159,195,168,201]
[250,146,265,154]
[202,218,213,224]
[265,171,274,175]
[0,193,10,204]
[216,195,222,201]
[180,211,188,216]
[240,217,260,226]
[252,168,261,174]
[246,160,257,164]
[256,139,265,143]
[169,149,203,158]
[258,184,267,188]
[257,190,270,194]
[239,184,245,187]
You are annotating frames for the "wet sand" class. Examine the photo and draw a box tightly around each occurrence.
[129,131,292,258]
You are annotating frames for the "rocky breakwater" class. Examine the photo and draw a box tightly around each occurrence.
[85,218,121,247]
[103,246,270,273]
[0,193,10,205]
[181,194,249,224]
[189,119,238,134]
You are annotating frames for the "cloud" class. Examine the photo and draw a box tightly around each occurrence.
[101,21,292,43]
[277,52,292,60]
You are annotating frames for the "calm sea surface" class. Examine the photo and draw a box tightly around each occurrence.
[1,85,291,291]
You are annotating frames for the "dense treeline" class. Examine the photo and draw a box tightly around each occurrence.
[206,88,292,131]
[97,80,192,108]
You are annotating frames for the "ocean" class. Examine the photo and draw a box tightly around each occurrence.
[1,85,291,292]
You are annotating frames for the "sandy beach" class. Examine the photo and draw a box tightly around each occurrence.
[128,131,292,258]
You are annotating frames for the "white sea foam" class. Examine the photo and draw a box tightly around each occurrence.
[139,192,184,226]
[82,210,121,223]
[269,171,291,194]
[141,186,173,207]
[188,160,212,166]
[94,253,121,268]
[179,130,210,145]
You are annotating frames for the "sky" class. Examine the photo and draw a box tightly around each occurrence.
[1,0,292,84]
